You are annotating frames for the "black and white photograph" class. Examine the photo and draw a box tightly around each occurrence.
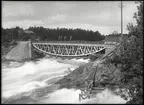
[2,1,143,104]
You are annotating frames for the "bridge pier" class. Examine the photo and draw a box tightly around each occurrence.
[105,48,109,54]
[5,41,34,61]
[105,47,113,54]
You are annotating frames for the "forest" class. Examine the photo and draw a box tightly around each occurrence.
[2,27,105,47]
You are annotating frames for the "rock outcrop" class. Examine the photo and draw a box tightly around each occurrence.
[55,50,122,89]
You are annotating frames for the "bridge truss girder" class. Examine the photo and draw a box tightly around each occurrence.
[32,43,106,57]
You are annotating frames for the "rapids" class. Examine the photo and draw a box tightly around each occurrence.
[2,57,127,104]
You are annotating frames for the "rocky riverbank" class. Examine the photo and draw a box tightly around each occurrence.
[55,53,124,95]
[54,43,133,102]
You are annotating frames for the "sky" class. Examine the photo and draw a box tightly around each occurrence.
[2,1,139,35]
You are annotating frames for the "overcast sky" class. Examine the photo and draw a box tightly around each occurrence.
[2,1,138,35]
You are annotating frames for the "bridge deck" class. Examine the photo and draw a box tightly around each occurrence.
[32,41,116,47]
[32,41,105,44]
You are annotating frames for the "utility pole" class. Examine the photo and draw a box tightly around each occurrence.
[118,1,125,42]
[121,1,123,39]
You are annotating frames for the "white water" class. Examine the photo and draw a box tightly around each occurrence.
[2,57,127,104]
[40,88,127,104]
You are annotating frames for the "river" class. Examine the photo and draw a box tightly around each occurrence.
[2,57,127,104]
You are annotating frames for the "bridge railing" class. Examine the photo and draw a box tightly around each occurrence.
[32,40,105,44]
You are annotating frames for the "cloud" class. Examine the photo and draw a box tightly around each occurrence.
[50,14,66,22]
[43,23,124,35]
[2,2,34,17]
[2,20,44,29]
[2,1,138,35]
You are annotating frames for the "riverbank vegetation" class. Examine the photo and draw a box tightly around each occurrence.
[2,27,105,47]
[104,1,143,104]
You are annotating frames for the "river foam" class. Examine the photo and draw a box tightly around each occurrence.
[2,57,127,104]
[39,88,127,104]
[2,58,83,98]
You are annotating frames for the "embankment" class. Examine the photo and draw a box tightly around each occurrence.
[4,41,32,61]
[55,59,121,89]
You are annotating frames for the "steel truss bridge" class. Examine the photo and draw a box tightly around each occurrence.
[31,41,116,57]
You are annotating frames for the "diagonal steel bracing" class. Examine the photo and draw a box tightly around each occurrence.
[32,42,114,57]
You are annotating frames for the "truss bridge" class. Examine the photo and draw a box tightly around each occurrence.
[32,41,116,57]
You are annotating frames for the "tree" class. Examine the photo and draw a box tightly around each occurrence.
[111,1,143,104]
[69,36,72,40]
[112,30,119,35]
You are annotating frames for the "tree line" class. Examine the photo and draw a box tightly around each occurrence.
[28,27,105,41]
[2,27,105,47]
